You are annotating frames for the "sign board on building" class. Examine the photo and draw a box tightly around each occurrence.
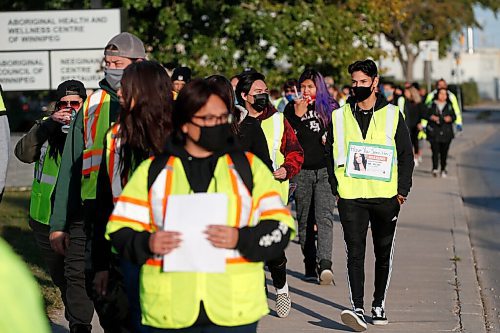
[0,51,50,91]
[419,40,439,62]
[50,50,104,89]
[0,9,121,51]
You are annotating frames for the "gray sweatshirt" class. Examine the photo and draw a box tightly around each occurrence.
[0,92,9,201]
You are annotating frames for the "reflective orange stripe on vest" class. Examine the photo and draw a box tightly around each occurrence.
[82,90,107,176]
[107,125,123,203]
[82,149,103,175]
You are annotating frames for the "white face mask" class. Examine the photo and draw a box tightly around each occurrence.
[104,68,124,91]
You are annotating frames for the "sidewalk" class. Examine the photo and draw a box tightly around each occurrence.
[259,119,494,332]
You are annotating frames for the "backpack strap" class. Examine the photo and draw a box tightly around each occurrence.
[147,154,170,191]
[229,150,253,194]
[147,151,254,194]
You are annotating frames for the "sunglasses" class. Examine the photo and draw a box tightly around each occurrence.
[56,100,81,109]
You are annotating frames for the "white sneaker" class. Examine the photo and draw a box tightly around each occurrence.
[441,170,448,178]
[414,158,419,167]
[341,308,367,332]
[432,169,439,177]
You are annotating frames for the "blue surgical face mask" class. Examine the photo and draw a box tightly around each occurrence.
[285,94,294,102]
[383,89,394,99]
[104,68,124,91]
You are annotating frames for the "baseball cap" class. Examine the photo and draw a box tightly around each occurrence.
[104,32,146,59]
[171,67,192,83]
[55,80,86,101]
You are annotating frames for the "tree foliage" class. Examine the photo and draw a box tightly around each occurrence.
[381,0,499,81]
[116,0,386,86]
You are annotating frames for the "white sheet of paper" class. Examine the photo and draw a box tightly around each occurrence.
[162,193,228,273]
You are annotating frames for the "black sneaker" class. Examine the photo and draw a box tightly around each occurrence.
[303,262,318,283]
[318,259,335,285]
[371,306,388,325]
[341,308,367,332]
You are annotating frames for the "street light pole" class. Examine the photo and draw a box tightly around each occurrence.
[91,0,103,9]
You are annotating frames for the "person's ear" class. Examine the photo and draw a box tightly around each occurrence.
[372,76,379,88]
[241,92,248,102]
[182,123,188,134]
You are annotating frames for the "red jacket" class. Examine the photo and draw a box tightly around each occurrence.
[257,105,304,180]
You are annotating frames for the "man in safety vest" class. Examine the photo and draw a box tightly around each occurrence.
[49,32,146,333]
[15,80,89,332]
[235,72,304,318]
[326,59,414,331]
[425,78,463,131]
[0,84,9,202]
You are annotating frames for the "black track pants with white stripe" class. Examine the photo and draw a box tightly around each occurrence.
[338,196,400,310]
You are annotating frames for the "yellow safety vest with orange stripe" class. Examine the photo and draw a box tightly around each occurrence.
[81,89,111,200]
[105,152,295,329]
[104,124,123,203]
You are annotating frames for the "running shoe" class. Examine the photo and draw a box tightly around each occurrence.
[341,308,367,332]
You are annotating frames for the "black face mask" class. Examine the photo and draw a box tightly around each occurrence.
[352,82,375,103]
[250,93,269,112]
[192,123,235,152]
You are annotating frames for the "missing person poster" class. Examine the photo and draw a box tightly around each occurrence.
[345,142,395,182]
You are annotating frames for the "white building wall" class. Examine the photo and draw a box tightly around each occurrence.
[378,34,500,100]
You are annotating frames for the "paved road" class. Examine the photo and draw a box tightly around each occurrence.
[458,108,500,333]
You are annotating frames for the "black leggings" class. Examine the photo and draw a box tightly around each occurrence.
[430,140,452,171]
[410,127,420,155]
[338,198,400,309]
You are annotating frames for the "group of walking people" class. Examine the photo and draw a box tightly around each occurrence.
[9,30,461,333]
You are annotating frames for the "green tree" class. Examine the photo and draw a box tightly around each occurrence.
[381,0,499,82]
[120,0,386,86]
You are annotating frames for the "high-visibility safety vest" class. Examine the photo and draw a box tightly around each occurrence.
[105,124,123,203]
[260,112,289,204]
[425,89,462,125]
[0,238,51,333]
[397,96,406,119]
[106,153,295,329]
[0,91,6,112]
[30,141,60,225]
[82,89,111,200]
[331,104,399,199]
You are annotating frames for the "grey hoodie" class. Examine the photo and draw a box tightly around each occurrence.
[0,89,9,201]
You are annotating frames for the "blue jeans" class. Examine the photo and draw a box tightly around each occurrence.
[121,259,149,333]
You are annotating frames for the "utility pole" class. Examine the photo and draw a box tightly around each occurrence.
[91,0,103,9]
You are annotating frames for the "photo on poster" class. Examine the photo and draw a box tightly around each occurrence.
[345,142,395,182]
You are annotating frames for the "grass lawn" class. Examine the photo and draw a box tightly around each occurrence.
[0,190,63,316]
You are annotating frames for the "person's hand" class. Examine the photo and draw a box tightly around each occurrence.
[443,115,453,123]
[50,231,70,255]
[335,195,339,204]
[205,225,239,249]
[50,109,72,125]
[273,167,287,180]
[94,271,109,296]
[397,194,407,205]
[294,98,308,118]
[456,124,463,132]
[148,231,182,256]
[430,115,440,123]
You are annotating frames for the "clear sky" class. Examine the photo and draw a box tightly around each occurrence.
[473,6,500,49]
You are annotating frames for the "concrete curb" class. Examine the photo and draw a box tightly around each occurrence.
[451,120,497,333]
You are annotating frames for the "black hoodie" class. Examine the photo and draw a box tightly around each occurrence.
[325,94,414,198]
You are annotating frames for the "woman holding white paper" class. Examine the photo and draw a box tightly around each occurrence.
[105,79,296,332]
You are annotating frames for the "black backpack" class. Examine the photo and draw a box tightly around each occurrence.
[147,151,253,194]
